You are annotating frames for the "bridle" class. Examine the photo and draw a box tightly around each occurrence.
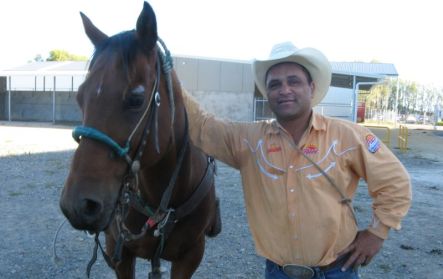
[71,39,216,278]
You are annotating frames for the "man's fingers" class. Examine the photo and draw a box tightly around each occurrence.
[362,255,373,266]
[353,254,367,269]
[341,251,359,271]
[337,244,354,258]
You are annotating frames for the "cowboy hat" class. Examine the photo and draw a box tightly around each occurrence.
[252,42,332,106]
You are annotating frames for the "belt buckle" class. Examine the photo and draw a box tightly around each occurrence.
[282,264,314,279]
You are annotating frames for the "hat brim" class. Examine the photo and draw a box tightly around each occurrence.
[252,48,332,107]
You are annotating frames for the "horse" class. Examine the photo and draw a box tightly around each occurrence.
[59,2,221,278]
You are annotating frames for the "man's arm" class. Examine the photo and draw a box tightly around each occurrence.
[340,125,412,270]
[181,88,245,169]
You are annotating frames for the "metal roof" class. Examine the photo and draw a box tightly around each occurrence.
[0,61,89,75]
[331,62,398,77]
[1,59,398,78]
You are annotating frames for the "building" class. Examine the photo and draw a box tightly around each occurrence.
[0,57,397,123]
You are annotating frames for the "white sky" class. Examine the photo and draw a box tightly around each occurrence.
[1,0,442,86]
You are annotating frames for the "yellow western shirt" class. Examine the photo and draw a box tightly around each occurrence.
[183,92,411,267]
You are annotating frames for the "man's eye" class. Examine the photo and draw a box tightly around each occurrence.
[288,78,301,86]
[126,85,145,109]
[267,82,280,90]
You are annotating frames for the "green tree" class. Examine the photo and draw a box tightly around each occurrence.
[46,49,88,61]
[34,54,44,62]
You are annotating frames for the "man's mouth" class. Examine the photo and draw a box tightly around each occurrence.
[278,99,295,105]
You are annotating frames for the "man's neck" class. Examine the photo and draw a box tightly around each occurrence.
[278,111,312,146]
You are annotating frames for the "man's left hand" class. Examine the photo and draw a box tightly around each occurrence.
[337,230,384,271]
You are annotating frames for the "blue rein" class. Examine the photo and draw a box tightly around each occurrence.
[72,126,130,158]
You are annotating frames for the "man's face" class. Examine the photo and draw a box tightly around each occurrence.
[265,62,315,122]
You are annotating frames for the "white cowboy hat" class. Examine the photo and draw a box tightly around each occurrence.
[252,41,332,106]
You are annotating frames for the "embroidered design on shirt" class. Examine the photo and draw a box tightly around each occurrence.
[295,140,357,180]
[302,143,319,155]
[365,134,381,153]
[267,143,282,154]
[244,139,286,180]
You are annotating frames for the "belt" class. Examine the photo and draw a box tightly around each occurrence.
[277,253,351,279]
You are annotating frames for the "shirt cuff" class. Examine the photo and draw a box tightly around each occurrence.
[368,222,390,240]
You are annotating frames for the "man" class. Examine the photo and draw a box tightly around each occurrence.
[182,42,411,279]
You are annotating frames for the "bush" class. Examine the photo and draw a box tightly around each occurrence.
[436,121,443,126]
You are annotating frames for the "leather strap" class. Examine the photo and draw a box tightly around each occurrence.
[296,147,358,226]
[175,157,216,219]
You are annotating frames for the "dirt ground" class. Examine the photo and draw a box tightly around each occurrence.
[0,121,442,278]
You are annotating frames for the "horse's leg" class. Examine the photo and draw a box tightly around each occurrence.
[114,249,136,279]
[105,234,136,279]
[170,236,205,279]
[206,197,222,237]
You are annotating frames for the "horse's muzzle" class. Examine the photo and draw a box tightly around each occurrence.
[60,193,110,232]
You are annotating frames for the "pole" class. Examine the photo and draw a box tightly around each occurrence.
[8,76,11,121]
[395,77,400,127]
[53,76,56,123]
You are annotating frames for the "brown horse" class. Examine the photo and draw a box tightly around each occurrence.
[59,2,221,278]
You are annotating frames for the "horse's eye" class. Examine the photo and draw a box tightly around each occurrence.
[126,85,145,109]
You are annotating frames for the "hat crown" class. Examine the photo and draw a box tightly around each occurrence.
[269,42,299,60]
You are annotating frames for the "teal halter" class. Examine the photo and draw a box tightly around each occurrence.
[72,126,130,157]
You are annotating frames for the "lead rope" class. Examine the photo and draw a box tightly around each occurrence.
[86,233,114,278]
[296,148,359,227]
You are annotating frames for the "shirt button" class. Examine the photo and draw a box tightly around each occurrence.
[289,189,295,193]
[289,165,294,169]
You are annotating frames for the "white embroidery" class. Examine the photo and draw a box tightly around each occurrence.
[243,138,285,180]
[295,140,357,180]
[306,162,336,179]
[296,140,356,171]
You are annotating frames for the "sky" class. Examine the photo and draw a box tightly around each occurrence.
[1,0,442,87]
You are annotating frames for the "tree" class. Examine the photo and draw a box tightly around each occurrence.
[46,49,88,61]
[34,54,44,62]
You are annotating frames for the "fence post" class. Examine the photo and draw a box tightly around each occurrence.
[53,76,56,123]
[398,125,408,152]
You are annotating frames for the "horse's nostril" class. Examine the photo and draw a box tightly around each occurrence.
[81,198,102,217]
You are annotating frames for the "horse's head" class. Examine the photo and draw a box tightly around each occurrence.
[60,2,172,232]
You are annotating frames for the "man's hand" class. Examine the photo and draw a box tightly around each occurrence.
[337,230,384,271]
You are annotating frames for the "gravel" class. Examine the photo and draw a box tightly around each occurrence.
[1,123,442,278]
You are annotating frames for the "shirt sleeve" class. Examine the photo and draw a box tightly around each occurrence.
[181,88,247,169]
[351,125,412,239]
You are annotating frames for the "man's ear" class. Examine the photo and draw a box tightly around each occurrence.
[310,82,316,99]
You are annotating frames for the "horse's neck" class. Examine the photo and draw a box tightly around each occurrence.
[138,80,190,205]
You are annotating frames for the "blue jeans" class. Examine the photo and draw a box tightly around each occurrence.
[265,259,360,279]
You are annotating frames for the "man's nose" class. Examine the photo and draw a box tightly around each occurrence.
[280,82,292,94]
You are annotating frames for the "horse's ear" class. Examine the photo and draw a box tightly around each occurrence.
[136,1,158,53]
[80,12,108,47]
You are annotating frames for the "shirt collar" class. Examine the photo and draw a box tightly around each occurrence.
[267,111,326,135]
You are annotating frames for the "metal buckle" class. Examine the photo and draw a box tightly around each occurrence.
[282,264,315,279]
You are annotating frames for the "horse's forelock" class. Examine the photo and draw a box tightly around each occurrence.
[88,30,156,82]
